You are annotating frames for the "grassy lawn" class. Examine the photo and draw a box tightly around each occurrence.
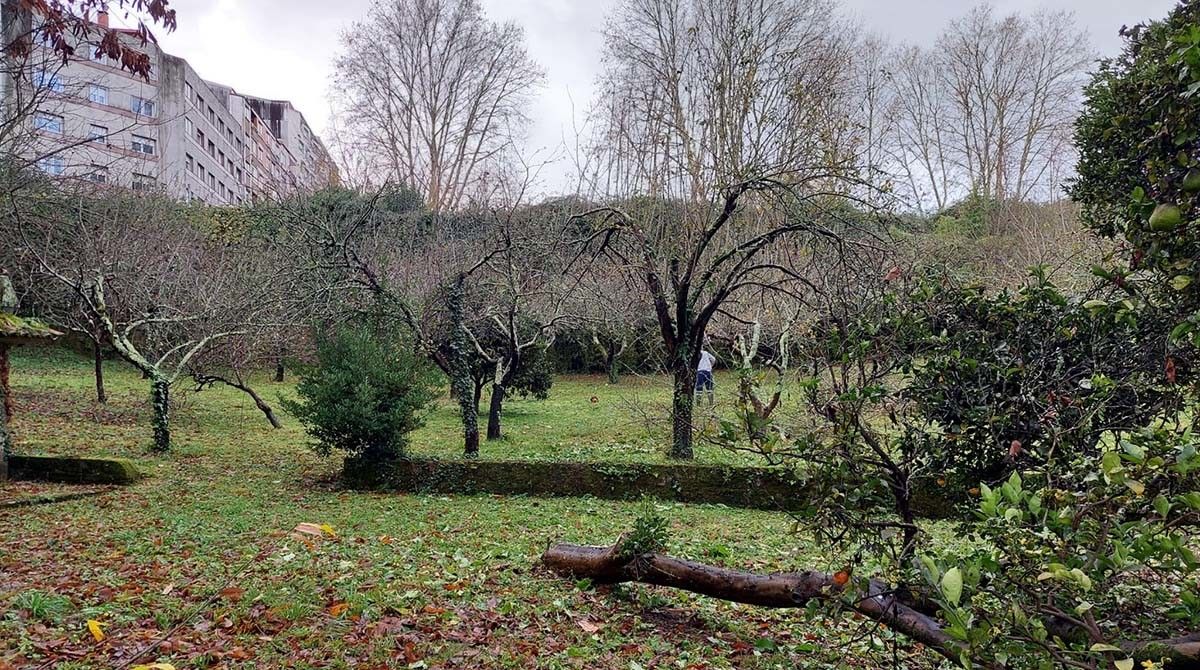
[1,349,947,669]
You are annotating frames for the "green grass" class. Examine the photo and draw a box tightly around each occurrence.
[1,349,948,669]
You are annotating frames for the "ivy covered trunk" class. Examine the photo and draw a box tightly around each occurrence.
[150,376,171,452]
[670,360,696,459]
[606,348,619,385]
[486,384,506,441]
[0,374,9,482]
[447,278,479,457]
[0,343,11,418]
[92,339,107,404]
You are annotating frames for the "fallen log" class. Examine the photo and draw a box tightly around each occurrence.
[542,540,978,668]
[543,541,1200,668]
[1124,633,1200,669]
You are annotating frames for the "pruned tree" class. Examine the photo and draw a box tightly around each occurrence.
[465,197,581,441]
[14,191,264,452]
[331,0,544,208]
[269,186,495,456]
[575,0,880,459]
[577,264,646,385]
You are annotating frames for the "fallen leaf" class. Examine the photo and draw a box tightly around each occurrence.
[86,619,104,642]
[833,570,850,586]
[292,523,323,537]
[577,618,602,633]
[220,587,245,602]
[329,602,349,617]
[132,664,177,670]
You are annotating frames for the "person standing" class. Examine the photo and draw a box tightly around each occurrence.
[695,347,716,406]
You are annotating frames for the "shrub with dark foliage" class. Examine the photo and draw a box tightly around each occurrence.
[284,327,439,462]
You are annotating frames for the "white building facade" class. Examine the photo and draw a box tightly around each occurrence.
[6,11,337,204]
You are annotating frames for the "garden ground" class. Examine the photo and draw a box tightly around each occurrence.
[1,350,953,669]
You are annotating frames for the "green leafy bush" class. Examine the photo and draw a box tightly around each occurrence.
[284,327,439,462]
[925,426,1200,667]
[908,269,1185,482]
[1071,2,1200,341]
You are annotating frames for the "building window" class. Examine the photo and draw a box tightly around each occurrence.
[208,173,216,189]
[236,167,243,183]
[207,106,215,124]
[38,156,65,175]
[88,84,108,105]
[132,173,155,192]
[130,96,156,117]
[207,139,215,157]
[88,124,108,143]
[131,135,156,155]
[185,153,194,174]
[185,82,194,101]
[185,117,194,137]
[34,70,64,93]
[34,113,63,134]
[196,128,205,146]
[197,95,204,110]
[86,167,108,183]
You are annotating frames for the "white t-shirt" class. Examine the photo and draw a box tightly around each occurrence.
[697,351,715,372]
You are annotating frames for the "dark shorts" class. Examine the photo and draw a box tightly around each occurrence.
[695,370,714,391]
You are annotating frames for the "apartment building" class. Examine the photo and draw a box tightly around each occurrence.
[6,11,337,204]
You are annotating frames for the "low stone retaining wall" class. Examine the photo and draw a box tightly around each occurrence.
[343,457,806,511]
[8,455,142,485]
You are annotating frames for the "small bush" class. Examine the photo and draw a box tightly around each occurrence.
[283,327,439,462]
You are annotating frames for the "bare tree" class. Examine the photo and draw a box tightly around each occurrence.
[889,45,957,212]
[465,198,581,441]
[331,0,544,210]
[891,6,1091,207]
[575,0,879,459]
[14,192,263,452]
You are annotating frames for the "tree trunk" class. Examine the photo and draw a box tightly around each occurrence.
[448,276,480,457]
[150,377,171,452]
[543,541,979,669]
[274,356,285,383]
[92,339,107,404]
[242,383,282,429]
[606,347,619,385]
[543,541,1200,669]
[0,343,11,419]
[670,361,695,459]
[0,368,10,482]
[486,384,505,441]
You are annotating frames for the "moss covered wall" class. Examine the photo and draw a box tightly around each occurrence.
[343,458,806,511]
[9,455,142,485]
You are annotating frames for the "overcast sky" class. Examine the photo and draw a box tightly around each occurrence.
[145,0,1179,191]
